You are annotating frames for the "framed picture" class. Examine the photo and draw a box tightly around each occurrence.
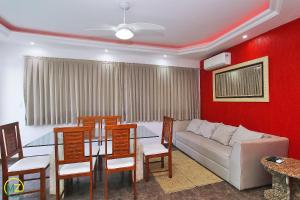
[213,56,269,102]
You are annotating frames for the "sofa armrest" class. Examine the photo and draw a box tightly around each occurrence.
[230,137,289,190]
[172,120,190,145]
[173,120,190,132]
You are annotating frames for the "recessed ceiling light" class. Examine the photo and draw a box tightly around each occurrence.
[104,49,109,53]
[242,35,248,39]
[163,54,168,58]
[30,42,35,45]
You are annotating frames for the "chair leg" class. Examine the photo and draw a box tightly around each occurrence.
[121,171,125,182]
[19,174,24,185]
[168,155,172,178]
[40,169,46,200]
[161,156,164,168]
[133,169,137,199]
[2,176,8,200]
[94,157,98,180]
[145,156,150,182]
[56,178,60,200]
[93,170,97,188]
[99,156,103,181]
[90,173,93,200]
[105,171,108,200]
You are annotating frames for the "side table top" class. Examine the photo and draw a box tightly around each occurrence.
[261,157,300,179]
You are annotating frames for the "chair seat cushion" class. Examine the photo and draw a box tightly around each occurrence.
[59,157,96,176]
[8,156,50,172]
[143,143,168,156]
[107,157,134,169]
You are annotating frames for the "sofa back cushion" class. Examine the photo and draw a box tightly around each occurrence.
[229,125,264,147]
[211,124,237,146]
[197,121,220,138]
[186,119,203,134]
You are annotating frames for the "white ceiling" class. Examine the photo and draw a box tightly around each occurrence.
[0,0,300,59]
[0,0,269,46]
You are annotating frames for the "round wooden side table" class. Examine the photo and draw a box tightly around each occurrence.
[261,157,300,200]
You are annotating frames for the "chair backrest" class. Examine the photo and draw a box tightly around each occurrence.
[100,116,122,142]
[77,116,101,139]
[161,116,174,151]
[105,124,137,161]
[101,116,121,126]
[54,127,93,166]
[0,122,23,165]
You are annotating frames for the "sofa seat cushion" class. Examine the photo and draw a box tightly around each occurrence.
[176,131,232,168]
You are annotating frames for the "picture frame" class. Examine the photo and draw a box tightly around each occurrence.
[213,56,269,102]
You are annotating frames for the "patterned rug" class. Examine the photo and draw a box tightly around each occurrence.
[151,150,223,193]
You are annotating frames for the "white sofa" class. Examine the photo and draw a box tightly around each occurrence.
[173,120,289,190]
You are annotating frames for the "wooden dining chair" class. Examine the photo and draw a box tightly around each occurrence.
[77,116,101,156]
[77,116,101,139]
[98,116,122,179]
[104,124,137,200]
[0,122,49,200]
[54,126,97,200]
[143,116,173,181]
[100,115,122,142]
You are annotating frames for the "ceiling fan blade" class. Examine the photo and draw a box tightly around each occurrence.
[85,25,117,32]
[128,23,165,33]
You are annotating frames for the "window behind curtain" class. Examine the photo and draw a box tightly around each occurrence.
[24,56,199,125]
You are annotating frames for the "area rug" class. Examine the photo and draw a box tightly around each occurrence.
[151,150,223,193]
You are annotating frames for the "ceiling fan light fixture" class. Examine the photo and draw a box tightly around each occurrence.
[115,28,134,40]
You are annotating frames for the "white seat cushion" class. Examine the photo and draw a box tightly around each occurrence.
[84,143,100,156]
[99,141,112,156]
[107,157,134,169]
[8,156,50,172]
[143,143,168,156]
[59,157,96,176]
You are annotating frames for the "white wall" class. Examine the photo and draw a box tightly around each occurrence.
[0,41,196,155]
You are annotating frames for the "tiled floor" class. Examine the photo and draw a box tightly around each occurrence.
[1,156,269,200]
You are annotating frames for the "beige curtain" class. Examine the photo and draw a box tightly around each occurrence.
[24,57,123,125]
[24,56,199,125]
[123,63,199,122]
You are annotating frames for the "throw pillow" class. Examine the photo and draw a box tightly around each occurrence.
[229,125,264,147]
[197,121,220,138]
[186,119,203,134]
[211,124,237,145]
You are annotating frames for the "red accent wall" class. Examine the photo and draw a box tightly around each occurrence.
[200,18,300,159]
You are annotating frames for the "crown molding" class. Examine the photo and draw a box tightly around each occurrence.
[177,0,283,55]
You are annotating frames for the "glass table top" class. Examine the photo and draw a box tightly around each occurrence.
[24,125,158,148]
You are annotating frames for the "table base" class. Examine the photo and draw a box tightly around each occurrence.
[264,171,300,200]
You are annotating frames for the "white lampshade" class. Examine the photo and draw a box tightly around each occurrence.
[115,28,134,40]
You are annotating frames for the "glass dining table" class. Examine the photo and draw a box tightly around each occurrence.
[24,125,158,148]
[23,125,159,196]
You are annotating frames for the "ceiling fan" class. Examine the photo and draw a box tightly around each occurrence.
[86,1,165,40]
